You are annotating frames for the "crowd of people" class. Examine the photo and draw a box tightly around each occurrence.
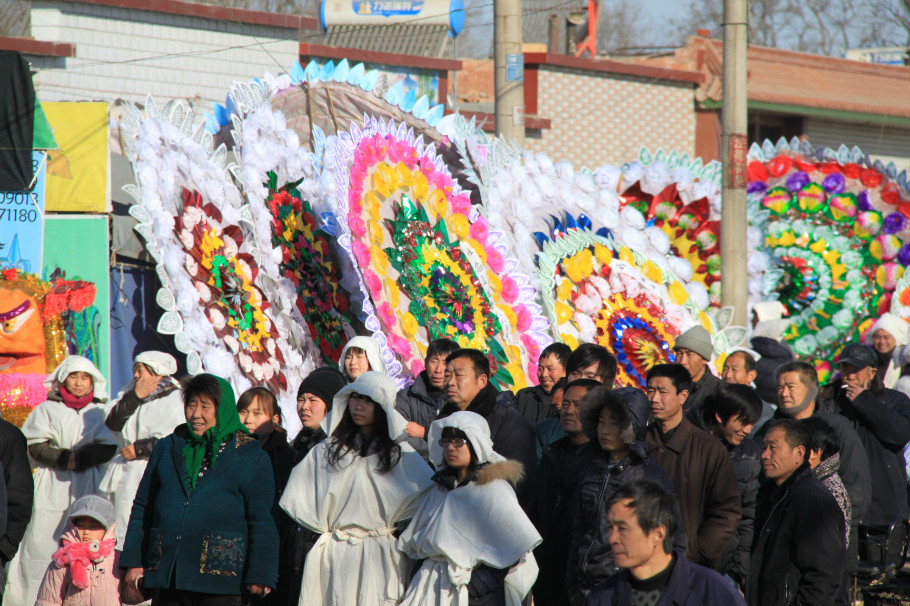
[1,313,910,606]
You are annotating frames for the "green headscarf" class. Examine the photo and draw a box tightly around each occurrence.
[181,375,249,490]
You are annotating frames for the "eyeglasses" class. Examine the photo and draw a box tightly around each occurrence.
[438,438,468,448]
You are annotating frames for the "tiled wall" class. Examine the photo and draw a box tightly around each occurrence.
[29,1,301,106]
[526,65,696,169]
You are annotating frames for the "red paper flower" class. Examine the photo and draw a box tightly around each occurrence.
[1,269,18,281]
[768,156,794,177]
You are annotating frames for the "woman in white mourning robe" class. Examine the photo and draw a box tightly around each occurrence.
[279,371,433,606]
[398,411,542,606]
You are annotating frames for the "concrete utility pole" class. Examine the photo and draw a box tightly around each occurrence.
[494,0,525,145]
[720,0,749,327]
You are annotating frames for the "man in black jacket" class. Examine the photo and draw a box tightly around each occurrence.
[819,343,910,526]
[532,378,600,606]
[748,419,845,606]
[701,384,763,590]
[395,338,459,459]
[437,348,536,505]
[0,418,32,597]
[753,361,871,536]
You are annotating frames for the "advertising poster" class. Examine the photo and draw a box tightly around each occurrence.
[0,151,45,272]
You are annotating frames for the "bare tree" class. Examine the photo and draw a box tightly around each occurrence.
[670,0,890,56]
[868,0,910,46]
[597,0,643,53]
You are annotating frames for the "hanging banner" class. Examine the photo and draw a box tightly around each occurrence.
[0,151,45,273]
[43,215,110,383]
[43,102,110,213]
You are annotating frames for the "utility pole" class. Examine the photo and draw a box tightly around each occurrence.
[494,0,525,144]
[720,0,748,327]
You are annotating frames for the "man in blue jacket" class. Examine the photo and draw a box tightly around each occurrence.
[585,480,745,606]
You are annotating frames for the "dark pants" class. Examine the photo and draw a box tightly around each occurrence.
[152,587,246,606]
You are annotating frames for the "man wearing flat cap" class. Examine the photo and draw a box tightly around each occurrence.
[819,343,910,526]
[673,326,722,428]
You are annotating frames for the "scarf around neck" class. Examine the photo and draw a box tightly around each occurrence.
[60,386,94,410]
[182,376,249,490]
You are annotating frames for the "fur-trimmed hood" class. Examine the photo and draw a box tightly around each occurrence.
[476,459,524,486]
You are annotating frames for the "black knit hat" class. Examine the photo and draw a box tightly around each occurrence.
[296,367,347,411]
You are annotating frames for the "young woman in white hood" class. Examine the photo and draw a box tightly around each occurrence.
[100,351,185,545]
[4,355,116,606]
[279,371,433,606]
[338,336,388,382]
[398,411,542,606]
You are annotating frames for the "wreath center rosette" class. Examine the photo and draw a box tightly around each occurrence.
[331,118,550,389]
[536,218,724,388]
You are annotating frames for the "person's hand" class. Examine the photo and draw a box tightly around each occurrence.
[844,380,869,402]
[405,422,426,439]
[247,584,271,596]
[66,457,77,471]
[121,444,137,461]
[125,567,144,591]
[134,373,163,400]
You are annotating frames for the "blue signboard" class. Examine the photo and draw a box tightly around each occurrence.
[0,151,46,273]
[506,53,524,82]
[352,0,424,16]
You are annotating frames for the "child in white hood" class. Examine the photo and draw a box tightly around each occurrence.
[280,371,433,606]
[398,411,542,606]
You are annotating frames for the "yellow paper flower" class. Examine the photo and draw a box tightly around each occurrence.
[487,272,503,292]
[428,189,448,218]
[449,214,470,239]
[669,282,689,305]
[557,278,575,300]
[555,301,573,324]
[402,312,419,338]
[594,244,612,266]
[500,304,518,329]
[642,261,663,284]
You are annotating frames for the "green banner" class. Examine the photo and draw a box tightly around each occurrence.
[43,215,110,384]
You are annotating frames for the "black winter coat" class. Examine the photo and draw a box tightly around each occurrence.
[566,443,681,603]
[819,383,910,525]
[532,437,600,606]
[715,437,760,588]
[747,465,846,606]
[395,371,446,459]
[253,429,297,606]
[438,383,537,507]
[515,385,553,426]
[0,419,31,563]
[755,406,871,525]
[586,555,747,606]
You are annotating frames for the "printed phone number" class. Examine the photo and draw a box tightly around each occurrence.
[0,193,39,223]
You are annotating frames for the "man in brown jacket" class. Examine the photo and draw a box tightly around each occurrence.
[645,363,742,569]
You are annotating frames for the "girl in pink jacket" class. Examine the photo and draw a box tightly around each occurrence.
[34,495,129,606]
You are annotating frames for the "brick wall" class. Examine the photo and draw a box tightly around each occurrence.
[29,0,302,106]
[526,65,696,169]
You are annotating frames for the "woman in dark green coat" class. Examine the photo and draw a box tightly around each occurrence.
[121,373,279,605]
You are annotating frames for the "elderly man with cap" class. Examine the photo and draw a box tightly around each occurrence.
[674,326,722,426]
[820,343,910,527]
[868,312,910,394]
